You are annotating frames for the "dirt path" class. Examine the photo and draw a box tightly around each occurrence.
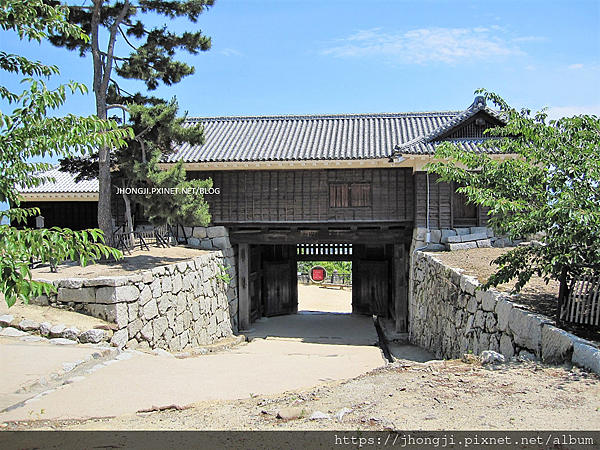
[298,284,352,313]
[3,248,600,432]
[10,358,599,431]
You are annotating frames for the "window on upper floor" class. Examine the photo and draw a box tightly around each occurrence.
[329,183,371,208]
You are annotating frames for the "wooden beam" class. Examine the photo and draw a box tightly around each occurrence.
[237,243,251,331]
[229,227,412,245]
[394,244,408,333]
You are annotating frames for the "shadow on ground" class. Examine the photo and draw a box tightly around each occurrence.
[245,313,378,346]
[244,313,436,364]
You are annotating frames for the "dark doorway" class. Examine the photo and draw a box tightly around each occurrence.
[353,260,388,316]
[236,239,408,332]
[260,245,298,318]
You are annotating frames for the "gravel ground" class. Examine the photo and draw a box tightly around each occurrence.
[5,358,599,431]
[30,246,207,280]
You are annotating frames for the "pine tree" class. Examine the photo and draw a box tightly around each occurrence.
[60,94,212,242]
[115,96,212,230]
[48,0,214,239]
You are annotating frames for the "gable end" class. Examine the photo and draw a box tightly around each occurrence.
[434,111,504,141]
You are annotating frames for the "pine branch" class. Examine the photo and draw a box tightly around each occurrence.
[118,25,138,51]
[106,104,130,112]
[100,0,131,101]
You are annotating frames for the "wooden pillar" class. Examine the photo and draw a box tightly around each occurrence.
[238,243,251,331]
[394,244,408,333]
[290,247,299,314]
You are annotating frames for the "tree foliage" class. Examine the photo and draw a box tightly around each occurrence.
[297,261,352,276]
[124,97,211,227]
[427,90,600,291]
[47,0,214,237]
[1,0,131,306]
[60,94,212,228]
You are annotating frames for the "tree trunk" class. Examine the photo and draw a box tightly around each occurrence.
[91,0,112,242]
[91,0,130,245]
[97,146,113,243]
[122,179,135,248]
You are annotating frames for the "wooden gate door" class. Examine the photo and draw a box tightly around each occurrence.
[353,260,388,316]
[263,260,297,317]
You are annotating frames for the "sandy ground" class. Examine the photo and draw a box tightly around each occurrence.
[298,284,352,313]
[434,247,560,299]
[10,359,600,431]
[0,301,111,332]
[30,246,207,280]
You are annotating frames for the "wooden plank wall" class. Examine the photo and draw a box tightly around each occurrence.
[414,172,491,228]
[190,168,414,223]
[414,172,452,229]
[479,205,491,227]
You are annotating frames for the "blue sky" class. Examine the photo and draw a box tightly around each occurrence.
[1,0,598,220]
[2,0,599,121]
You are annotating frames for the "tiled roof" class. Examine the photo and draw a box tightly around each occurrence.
[167,111,466,163]
[394,99,505,154]
[18,100,505,194]
[19,166,98,193]
[392,139,498,156]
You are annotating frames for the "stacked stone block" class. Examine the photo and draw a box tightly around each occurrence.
[183,225,239,333]
[409,251,600,374]
[410,226,517,254]
[34,252,233,352]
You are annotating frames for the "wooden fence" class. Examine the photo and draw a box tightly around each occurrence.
[113,224,176,253]
[557,266,600,327]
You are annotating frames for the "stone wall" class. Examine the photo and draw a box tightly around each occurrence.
[182,225,239,333]
[409,251,600,374]
[410,226,517,255]
[35,251,233,352]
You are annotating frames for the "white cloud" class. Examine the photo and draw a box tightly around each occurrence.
[546,105,600,120]
[321,27,525,64]
[221,48,244,57]
[511,36,546,43]
[568,63,585,70]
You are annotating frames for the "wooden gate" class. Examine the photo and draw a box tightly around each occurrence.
[263,260,298,317]
[353,260,388,316]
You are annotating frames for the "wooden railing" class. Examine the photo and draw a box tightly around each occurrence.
[113,224,177,253]
[557,265,600,328]
[298,272,352,286]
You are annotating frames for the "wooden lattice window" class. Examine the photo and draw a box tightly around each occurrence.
[329,183,371,208]
[351,183,370,207]
[453,183,478,226]
[330,183,349,208]
[446,121,494,140]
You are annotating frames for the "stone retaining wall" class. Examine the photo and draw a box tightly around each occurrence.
[35,251,233,352]
[183,225,239,333]
[409,251,600,374]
